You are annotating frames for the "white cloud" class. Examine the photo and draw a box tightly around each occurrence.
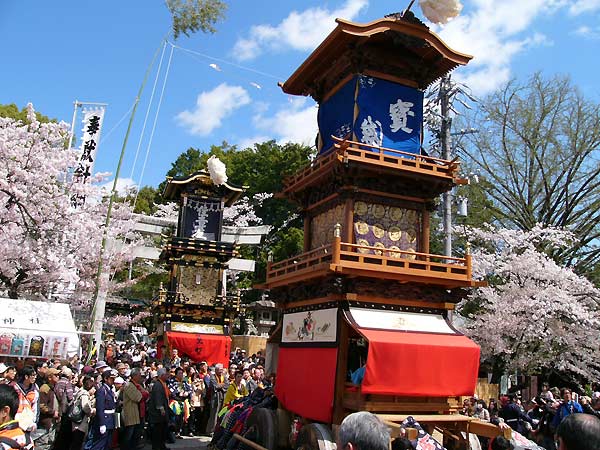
[433,0,558,95]
[232,0,368,61]
[569,0,600,15]
[236,135,271,150]
[573,24,600,39]
[176,83,251,135]
[100,177,137,196]
[253,98,318,146]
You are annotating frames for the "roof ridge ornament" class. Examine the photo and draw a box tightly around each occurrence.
[391,0,463,25]
[418,0,463,24]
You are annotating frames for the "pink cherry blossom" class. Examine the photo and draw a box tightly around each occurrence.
[457,224,600,381]
[0,104,139,311]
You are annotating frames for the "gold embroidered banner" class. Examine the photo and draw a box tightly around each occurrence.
[353,201,420,258]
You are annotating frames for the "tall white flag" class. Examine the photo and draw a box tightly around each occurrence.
[71,106,105,207]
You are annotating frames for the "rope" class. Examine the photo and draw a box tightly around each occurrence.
[131,42,175,212]
[128,40,168,184]
[170,42,284,81]
[99,100,136,144]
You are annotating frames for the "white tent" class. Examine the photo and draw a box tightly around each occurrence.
[0,297,79,359]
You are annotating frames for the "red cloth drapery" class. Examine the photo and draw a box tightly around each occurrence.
[275,347,338,423]
[165,331,231,366]
[359,328,480,397]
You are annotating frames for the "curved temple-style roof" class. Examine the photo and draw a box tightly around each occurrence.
[281,16,473,101]
[163,170,245,206]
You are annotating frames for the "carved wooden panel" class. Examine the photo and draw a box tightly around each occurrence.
[177,266,220,306]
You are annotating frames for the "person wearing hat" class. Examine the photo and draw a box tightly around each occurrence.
[53,366,75,449]
[121,368,148,450]
[499,393,533,435]
[84,369,117,450]
[147,368,171,450]
[0,365,17,387]
[38,368,61,431]
[115,363,128,380]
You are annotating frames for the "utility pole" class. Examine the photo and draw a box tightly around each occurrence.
[439,75,453,257]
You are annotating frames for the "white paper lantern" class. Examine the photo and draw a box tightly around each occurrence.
[419,0,463,24]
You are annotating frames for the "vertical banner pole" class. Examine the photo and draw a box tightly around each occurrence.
[89,40,166,361]
[68,100,79,150]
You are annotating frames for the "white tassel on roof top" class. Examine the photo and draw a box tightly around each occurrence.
[207,155,228,185]
[419,0,463,24]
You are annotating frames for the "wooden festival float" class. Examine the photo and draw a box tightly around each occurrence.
[215,13,509,450]
[152,171,245,366]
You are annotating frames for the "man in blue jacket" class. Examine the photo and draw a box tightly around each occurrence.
[553,388,583,428]
[84,369,117,450]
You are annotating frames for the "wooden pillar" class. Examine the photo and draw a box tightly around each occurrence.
[304,215,311,252]
[332,224,341,265]
[421,209,430,255]
[344,197,354,243]
[332,313,349,425]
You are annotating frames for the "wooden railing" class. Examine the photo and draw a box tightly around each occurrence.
[267,244,333,281]
[332,136,460,178]
[282,150,339,191]
[338,241,471,280]
[266,236,472,285]
[281,137,462,193]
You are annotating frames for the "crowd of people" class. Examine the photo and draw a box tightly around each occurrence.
[1,340,599,450]
[338,410,600,450]
[459,382,600,449]
[0,343,272,450]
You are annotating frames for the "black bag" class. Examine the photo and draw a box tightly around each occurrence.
[67,391,85,423]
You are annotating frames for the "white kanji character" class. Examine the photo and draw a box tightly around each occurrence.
[360,116,383,147]
[389,99,415,133]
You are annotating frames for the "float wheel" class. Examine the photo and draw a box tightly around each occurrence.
[296,423,336,450]
[243,407,278,450]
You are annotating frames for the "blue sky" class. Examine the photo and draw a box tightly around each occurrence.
[2,0,599,190]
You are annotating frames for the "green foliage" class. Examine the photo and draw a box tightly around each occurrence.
[270,227,304,262]
[161,140,314,229]
[159,140,313,300]
[114,260,169,301]
[165,0,227,39]
[132,186,161,215]
[0,103,53,123]
[459,72,600,275]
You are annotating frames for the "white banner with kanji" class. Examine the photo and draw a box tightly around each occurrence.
[74,107,105,183]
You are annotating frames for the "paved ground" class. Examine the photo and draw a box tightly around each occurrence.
[142,435,212,450]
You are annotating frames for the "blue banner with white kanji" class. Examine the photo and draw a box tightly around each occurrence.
[354,76,423,154]
[317,77,357,154]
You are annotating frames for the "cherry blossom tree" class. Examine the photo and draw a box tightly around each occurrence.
[457,224,600,382]
[0,104,138,303]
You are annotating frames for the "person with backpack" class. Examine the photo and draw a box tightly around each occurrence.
[0,384,32,450]
[69,376,96,450]
[13,366,38,444]
[53,367,75,450]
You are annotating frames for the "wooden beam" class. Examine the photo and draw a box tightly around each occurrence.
[282,295,344,310]
[332,315,349,424]
[467,420,505,439]
[233,434,269,450]
[344,197,354,244]
[422,209,430,255]
[345,293,456,310]
[304,216,311,252]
